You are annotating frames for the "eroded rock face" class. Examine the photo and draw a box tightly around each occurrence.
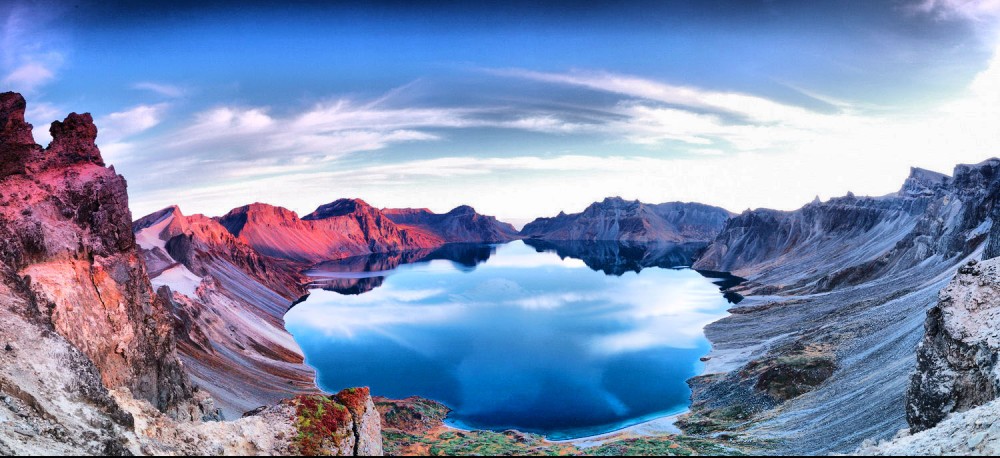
[520,197,732,243]
[46,112,103,168]
[694,160,1000,292]
[133,206,318,418]
[0,92,38,178]
[0,93,383,455]
[907,258,1000,432]
[682,160,1000,454]
[0,94,191,414]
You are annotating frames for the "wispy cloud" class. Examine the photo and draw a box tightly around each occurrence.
[498,68,834,125]
[133,82,186,98]
[0,2,66,94]
[3,62,54,91]
[109,94,603,190]
[99,104,169,142]
[494,68,874,154]
[96,104,169,163]
[908,0,1000,22]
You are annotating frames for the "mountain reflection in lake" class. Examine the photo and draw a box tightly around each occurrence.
[286,240,738,439]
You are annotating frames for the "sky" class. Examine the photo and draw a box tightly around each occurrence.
[4,0,1000,226]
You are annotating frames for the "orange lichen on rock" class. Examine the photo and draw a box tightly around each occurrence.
[291,394,353,456]
[335,387,370,418]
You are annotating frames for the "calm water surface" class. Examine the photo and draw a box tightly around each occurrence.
[285,240,735,439]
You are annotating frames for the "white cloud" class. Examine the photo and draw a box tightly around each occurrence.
[111,95,605,194]
[0,3,66,94]
[909,0,1000,21]
[95,104,169,163]
[133,82,186,98]
[500,68,831,127]
[99,104,168,142]
[3,62,53,91]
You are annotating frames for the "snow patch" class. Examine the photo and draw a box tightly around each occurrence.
[135,212,174,251]
[151,264,202,297]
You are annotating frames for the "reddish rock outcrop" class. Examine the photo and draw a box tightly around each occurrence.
[0,93,383,455]
[0,92,38,177]
[0,93,191,415]
[218,199,440,263]
[46,112,104,168]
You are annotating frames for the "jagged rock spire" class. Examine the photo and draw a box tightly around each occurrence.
[0,92,35,146]
[0,92,38,177]
[0,92,106,175]
[47,112,104,167]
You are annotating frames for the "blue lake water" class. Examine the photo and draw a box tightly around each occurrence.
[284,240,736,439]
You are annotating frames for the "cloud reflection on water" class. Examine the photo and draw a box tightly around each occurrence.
[284,241,733,437]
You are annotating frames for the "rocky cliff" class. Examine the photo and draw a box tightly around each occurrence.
[133,206,318,418]
[853,260,1000,455]
[906,258,1000,433]
[520,197,732,243]
[0,92,382,455]
[382,205,519,243]
[0,92,191,415]
[695,163,997,289]
[684,160,1000,454]
[218,200,440,263]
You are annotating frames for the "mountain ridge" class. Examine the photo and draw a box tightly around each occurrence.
[520,196,733,243]
[685,158,1000,454]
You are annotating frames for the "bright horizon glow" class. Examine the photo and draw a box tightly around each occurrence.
[5,1,1000,224]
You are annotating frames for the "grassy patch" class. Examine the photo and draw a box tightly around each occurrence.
[375,396,451,434]
[377,395,757,456]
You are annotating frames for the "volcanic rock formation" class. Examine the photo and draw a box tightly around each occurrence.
[133,205,318,417]
[0,92,191,414]
[218,200,439,263]
[520,197,732,243]
[687,160,1000,454]
[218,199,518,264]
[906,258,1000,433]
[854,257,1000,455]
[0,92,382,455]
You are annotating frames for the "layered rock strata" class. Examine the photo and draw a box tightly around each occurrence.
[133,206,318,418]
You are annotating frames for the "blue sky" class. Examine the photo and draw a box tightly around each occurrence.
[5,0,1000,225]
